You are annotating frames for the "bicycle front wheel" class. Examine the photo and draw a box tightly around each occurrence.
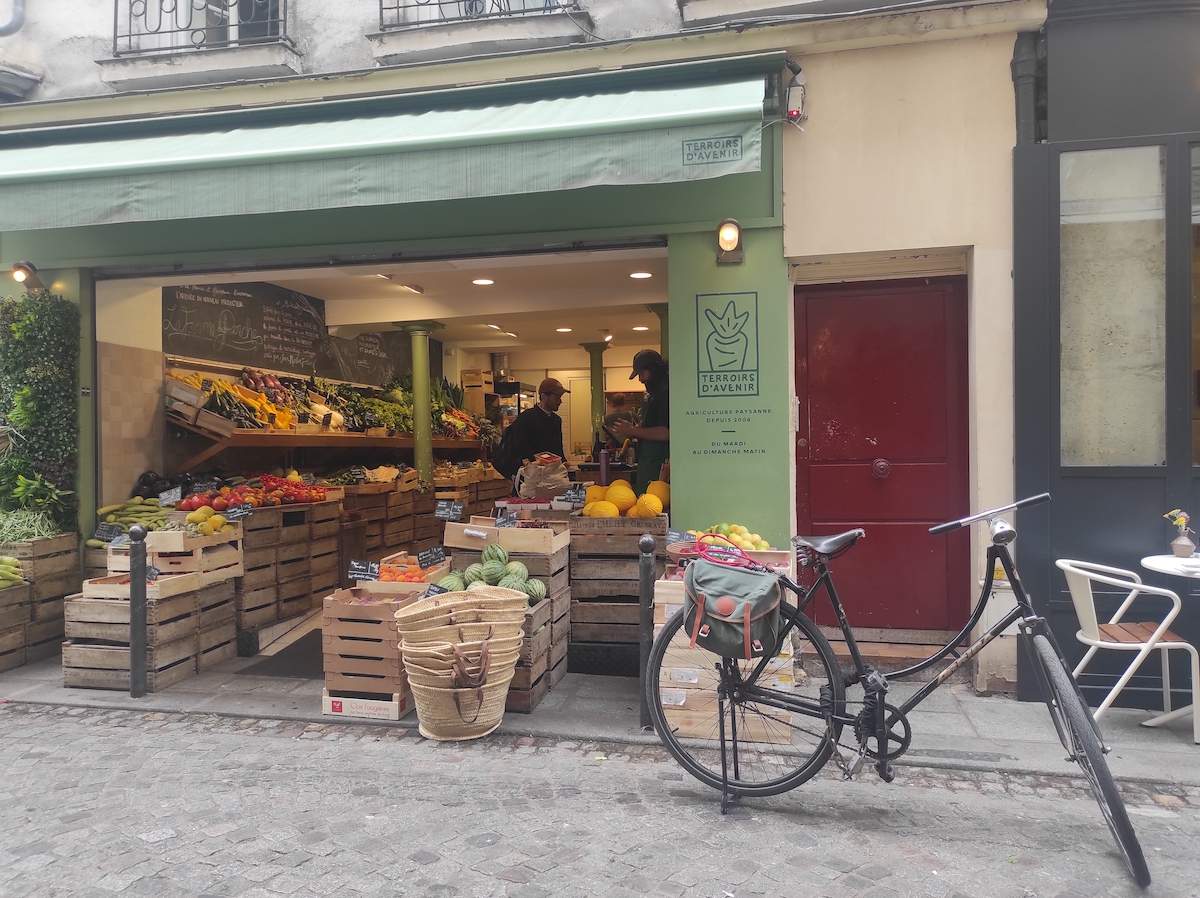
[646,603,845,797]
[1030,634,1151,888]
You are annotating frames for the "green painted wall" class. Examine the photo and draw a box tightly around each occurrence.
[667,228,791,547]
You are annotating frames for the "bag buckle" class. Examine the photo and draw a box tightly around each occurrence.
[699,624,711,638]
[751,639,764,653]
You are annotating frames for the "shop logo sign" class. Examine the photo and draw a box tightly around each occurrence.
[697,292,758,397]
[682,136,743,166]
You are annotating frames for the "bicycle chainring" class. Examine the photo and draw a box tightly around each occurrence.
[853,703,912,761]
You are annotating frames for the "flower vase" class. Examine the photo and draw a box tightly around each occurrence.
[1171,532,1196,558]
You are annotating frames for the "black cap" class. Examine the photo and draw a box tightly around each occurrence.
[629,349,664,379]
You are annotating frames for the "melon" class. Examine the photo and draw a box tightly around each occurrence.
[634,494,663,517]
[587,500,620,518]
[585,485,607,504]
[466,579,490,592]
[437,573,466,592]
[504,560,529,581]
[523,578,547,603]
[605,485,636,513]
[482,543,508,565]
[463,562,486,585]
[497,575,526,592]
[481,559,507,586]
[646,480,670,509]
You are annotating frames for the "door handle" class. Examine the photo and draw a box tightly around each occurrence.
[872,458,890,479]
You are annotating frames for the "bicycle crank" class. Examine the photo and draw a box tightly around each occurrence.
[853,702,912,762]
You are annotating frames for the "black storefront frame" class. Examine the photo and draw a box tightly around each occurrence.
[1014,132,1200,706]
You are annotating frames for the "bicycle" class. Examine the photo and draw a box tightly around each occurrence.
[645,494,1151,888]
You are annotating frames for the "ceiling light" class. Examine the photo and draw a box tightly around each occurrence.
[504,332,518,338]
[375,273,392,280]
[604,333,613,343]
[487,324,502,330]
[555,327,572,333]
[473,278,494,286]
[629,272,653,279]
[632,326,649,332]
[397,284,424,295]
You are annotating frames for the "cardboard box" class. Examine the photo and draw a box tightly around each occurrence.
[463,388,487,415]
[322,688,413,721]
[460,369,495,391]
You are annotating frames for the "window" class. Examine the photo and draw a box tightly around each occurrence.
[1059,146,1167,466]
[115,0,285,56]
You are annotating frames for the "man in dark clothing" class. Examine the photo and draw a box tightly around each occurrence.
[492,377,570,479]
[609,349,669,495]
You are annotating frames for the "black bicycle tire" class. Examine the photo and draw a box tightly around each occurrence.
[1031,634,1151,888]
[646,602,846,796]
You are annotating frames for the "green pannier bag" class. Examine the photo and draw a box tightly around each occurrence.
[683,558,784,660]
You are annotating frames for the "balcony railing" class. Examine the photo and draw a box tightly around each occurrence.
[114,0,289,57]
[380,0,573,29]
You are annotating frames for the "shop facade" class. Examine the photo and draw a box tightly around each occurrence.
[1,2,1044,674]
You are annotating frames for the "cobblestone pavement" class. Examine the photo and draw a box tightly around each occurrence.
[2,704,1198,898]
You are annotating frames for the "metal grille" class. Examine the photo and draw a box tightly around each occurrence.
[380,0,571,29]
[114,0,288,57]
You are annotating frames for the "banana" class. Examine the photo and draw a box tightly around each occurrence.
[0,556,19,566]
[96,503,124,517]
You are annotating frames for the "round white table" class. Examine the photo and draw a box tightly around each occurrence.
[1137,555,1198,732]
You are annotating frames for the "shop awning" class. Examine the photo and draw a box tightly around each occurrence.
[0,78,766,231]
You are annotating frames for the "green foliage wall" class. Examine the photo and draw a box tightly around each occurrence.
[0,291,81,528]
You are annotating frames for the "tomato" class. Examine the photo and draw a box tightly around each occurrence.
[178,497,194,512]
[211,496,229,512]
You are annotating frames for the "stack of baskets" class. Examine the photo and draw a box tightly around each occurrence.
[395,586,529,741]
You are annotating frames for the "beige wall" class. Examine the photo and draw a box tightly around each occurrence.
[96,281,163,351]
[783,32,1018,573]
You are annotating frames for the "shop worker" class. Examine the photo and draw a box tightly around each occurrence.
[492,377,570,482]
[609,349,669,495]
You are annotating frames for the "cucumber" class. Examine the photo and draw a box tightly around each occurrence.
[96,504,124,517]
[85,538,108,549]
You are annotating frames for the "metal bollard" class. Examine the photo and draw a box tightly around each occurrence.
[638,533,657,729]
[128,524,148,698]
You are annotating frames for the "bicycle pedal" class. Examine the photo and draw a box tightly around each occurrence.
[875,761,895,783]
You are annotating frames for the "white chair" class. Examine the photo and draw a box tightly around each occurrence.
[1055,559,1199,743]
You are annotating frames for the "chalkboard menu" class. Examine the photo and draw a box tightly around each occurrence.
[162,283,436,386]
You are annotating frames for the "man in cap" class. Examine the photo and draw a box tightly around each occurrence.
[492,377,571,482]
[609,349,669,494]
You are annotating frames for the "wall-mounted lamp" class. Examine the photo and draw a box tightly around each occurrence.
[785,59,807,127]
[717,219,743,264]
[11,261,44,290]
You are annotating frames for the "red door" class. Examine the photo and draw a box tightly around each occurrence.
[795,278,969,631]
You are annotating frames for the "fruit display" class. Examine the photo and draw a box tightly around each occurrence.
[175,476,327,511]
[440,542,548,604]
[84,497,169,547]
[378,560,439,582]
[180,504,237,537]
[0,556,26,588]
[580,479,666,519]
[687,523,773,552]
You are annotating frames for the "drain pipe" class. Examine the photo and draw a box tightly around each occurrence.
[1011,31,1038,146]
[0,0,26,37]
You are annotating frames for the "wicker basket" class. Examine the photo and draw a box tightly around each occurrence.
[402,635,523,665]
[394,587,529,634]
[411,670,516,741]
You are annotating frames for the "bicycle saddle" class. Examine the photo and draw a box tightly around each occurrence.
[791,529,865,555]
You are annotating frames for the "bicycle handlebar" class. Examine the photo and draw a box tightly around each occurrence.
[928,492,1050,536]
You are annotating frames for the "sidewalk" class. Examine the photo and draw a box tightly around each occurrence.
[2,629,1197,788]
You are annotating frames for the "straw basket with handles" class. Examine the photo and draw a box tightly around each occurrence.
[396,586,529,741]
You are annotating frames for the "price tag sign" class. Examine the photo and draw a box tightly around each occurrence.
[667,528,691,546]
[157,485,183,506]
[495,511,518,528]
[225,503,254,521]
[146,565,160,583]
[435,500,464,522]
[301,473,316,485]
[110,534,131,549]
[298,412,310,424]
[322,412,334,428]
[418,546,446,569]
[424,583,449,598]
[191,479,219,495]
[93,523,124,542]
[348,559,380,581]
[350,466,367,484]
[200,379,213,393]
[562,485,586,503]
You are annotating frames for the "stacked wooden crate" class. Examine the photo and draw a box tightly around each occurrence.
[342,482,392,554]
[473,474,513,516]
[0,534,83,671]
[445,519,570,713]
[383,479,416,551]
[309,500,342,604]
[277,505,315,621]
[410,487,441,556]
[235,504,323,629]
[567,513,668,677]
[321,587,415,721]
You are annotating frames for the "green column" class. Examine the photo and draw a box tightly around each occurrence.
[401,322,440,483]
[580,341,610,452]
[647,303,669,359]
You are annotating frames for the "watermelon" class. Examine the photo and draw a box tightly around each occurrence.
[497,575,526,592]
[466,580,490,592]
[523,578,547,603]
[504,561,528,582]
[482,544,508,565]
[463,563,486,585]
[437,573,466,592]
[481,559,507,586]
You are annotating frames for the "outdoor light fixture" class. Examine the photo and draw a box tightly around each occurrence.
[785,59,807,127]
[629,272,652,279]
[632,326,649,332]
[11,261,43,289]
[472,278,494,286]
[717,219,743,264]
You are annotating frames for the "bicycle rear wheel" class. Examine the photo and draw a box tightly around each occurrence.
[1030,634,1151,888]
[646,603,845,797]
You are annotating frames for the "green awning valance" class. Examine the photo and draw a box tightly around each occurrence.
[0,78,765,231]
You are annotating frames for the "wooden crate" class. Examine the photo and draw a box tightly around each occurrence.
[310,500,342,539]
[277,576,314,620]
[25,616,65,663]
[311,535,339,573]
[549,586,570,623]
[235,581,278,630]
[33,568,83,603]
[505,670,550,714]
[342,481,397,497]
[323,687,413,721]
[62,634,197,692]
[83,571,202,599]
[65,592,199,644]
[451,544,568,579]
[523,596,553,637]
[520,622,551,663]
[569,551,666,583]
[197,622,238,671]
[276,541,310,582]
[413,515,442,542]
[143,522,243,553]
[278,505,313,544]
[568,511,668,537]
[433,486,471,504]
[311,567,340,599]
[84,546,108,579]
[0,533,78,562]
[383,519,414,547]
[443,520,570,555]
[386,489,415,520]
[551,605,571,645]
[0,581,31,630]
[0,625,25,672]
[412,489,438,516]
[108,542,242,586]
[550,630,569,669]
[570,595,640,644]
[549,652,568,688]
[510,649,549,691]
